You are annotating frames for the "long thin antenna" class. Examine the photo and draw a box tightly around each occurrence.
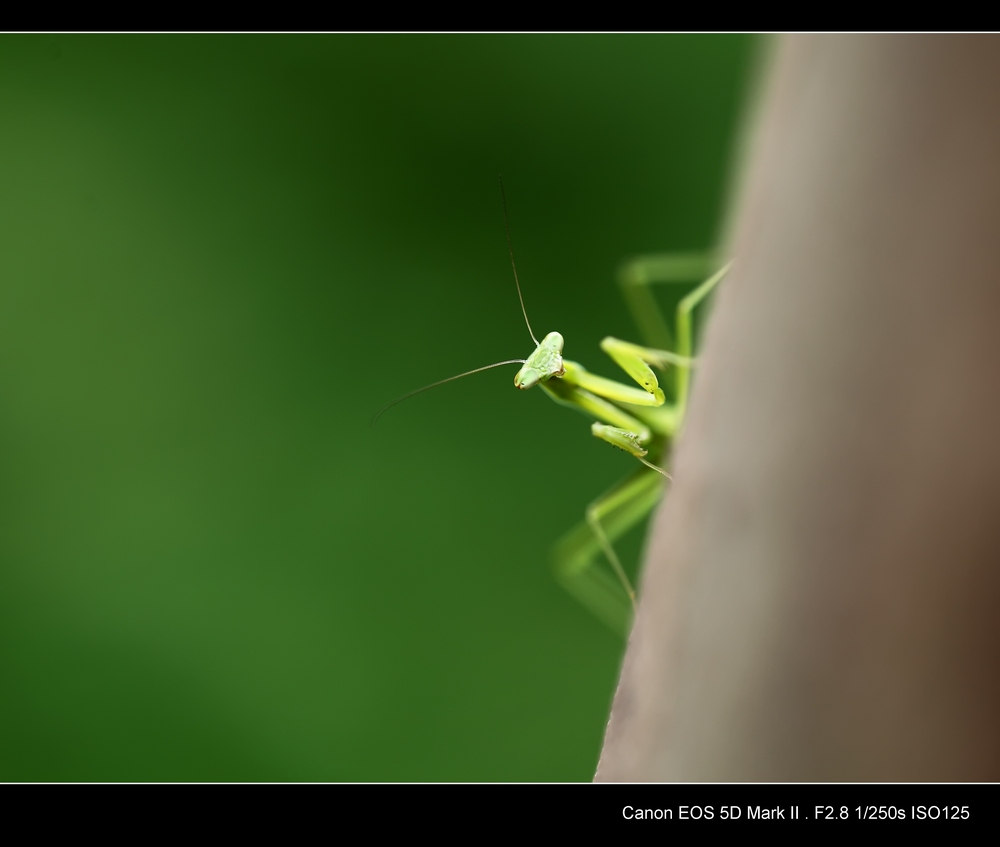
[371,359,526,427]
[499,175,539,347]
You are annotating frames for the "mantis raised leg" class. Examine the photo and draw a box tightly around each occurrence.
[373,179,729,636]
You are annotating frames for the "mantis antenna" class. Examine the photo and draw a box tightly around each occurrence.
[371,359,526,427]
[499,175,539,347]
[372,179,544,427]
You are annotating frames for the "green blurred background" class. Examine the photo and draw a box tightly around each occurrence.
[0,34,756,780]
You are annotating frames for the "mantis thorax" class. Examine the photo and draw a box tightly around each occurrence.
[514,331,565,390]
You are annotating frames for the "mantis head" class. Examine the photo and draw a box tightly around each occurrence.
[515,331,565,389]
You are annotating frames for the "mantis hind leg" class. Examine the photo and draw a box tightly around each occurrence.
[552,467,665,636]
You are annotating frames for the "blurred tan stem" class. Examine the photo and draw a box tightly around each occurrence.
[597,34,1000,780]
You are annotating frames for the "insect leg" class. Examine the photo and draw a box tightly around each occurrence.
[552,467,665,636]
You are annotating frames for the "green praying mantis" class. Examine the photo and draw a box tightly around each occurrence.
[374,179,731,636]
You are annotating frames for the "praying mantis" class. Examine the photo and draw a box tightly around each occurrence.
[374,179,730,636]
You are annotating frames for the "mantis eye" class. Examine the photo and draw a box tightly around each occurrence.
[541,331,565,353]
[514,367,540,390]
